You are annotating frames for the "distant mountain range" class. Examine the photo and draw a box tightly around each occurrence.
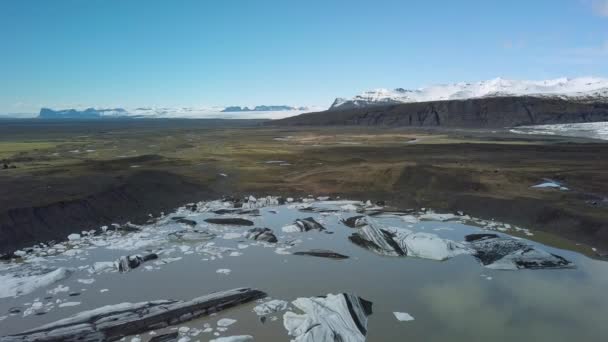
[222,105,308,112]
[37,105,310,119]
[330,77,608,110]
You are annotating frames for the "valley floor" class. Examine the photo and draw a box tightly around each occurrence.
[0,119,607,257]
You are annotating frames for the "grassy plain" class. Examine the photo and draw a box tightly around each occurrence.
[0,119,607,256]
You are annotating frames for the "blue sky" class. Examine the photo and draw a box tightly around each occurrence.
[1,0,607,113]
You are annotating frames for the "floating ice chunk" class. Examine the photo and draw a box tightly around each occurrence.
[59,302,81,308]
[91,261,116,273]
[105,233,164,250]
[222,233,243,240]
[229,251,243,257]
[178,326,190,334]
[253,299,288,316]
[0,267,73,298]
[209,336,253,342]
[349,218,469,260]
[47,284,70,295]
[217,318,237,327]
[340,204,359,211]
[282,224,301,233]
[67,234,81,241]
[216,269,231,275]
[77,278,95,285]
[14,250,27,257]
[100,289,109,293]
[418,211,459,221]
[465,234,574,270]
[395,230,471,261]
[274,247,291,255]
[393,312,414,321]
[283,293,372,342]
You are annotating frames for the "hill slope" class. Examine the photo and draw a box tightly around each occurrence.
[272,96,608,128]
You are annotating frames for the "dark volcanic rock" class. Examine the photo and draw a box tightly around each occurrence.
[204,218,255,226]
[293,249,349,259]
[245,228,278,243]
[271,96,608,128]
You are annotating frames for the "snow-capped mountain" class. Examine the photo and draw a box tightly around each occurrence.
[330,77,608,110]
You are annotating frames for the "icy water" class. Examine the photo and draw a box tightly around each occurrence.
[510,121,608,141]
[1,198,608,341]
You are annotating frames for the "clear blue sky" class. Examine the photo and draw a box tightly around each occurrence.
[1,0,607,113]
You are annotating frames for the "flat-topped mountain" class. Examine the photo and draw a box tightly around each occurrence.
[329,77,608,110]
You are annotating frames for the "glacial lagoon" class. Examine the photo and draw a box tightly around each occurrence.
[1,197,607,341]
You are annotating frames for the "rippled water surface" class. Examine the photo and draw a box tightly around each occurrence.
[1,199,607,341]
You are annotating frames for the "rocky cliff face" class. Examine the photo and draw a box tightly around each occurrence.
[272,96,608,128]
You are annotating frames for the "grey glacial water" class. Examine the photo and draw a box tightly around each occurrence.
[0,198,607,341]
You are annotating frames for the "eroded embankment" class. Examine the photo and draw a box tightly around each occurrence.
[0,171,217,255]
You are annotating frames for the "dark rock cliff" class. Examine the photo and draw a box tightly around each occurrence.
[271,96,608,128]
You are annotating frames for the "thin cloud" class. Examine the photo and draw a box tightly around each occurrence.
[591,0,608,17]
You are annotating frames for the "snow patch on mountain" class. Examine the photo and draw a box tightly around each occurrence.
[330,77,608,110]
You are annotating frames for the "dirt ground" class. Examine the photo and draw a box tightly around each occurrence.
[1,119,607,257]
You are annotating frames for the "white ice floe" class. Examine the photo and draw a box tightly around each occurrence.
[349,218,470,260]
[283,293,371,342]
[418,211,460,221]
[47,284,70,295]
[393,312,415,321]
[216,269,231,275]
[253,299,289,316]
[340,204,359,211]
[217,318,237,327]
[281,224,301,233]
[58,302,81,308]
[90,261,116,274]
[77,278,95,285]
[209,336,253,342]
[222,233,243,240]
[67,234,81,241]
[393,229,471,261]
[0,267,73,298]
